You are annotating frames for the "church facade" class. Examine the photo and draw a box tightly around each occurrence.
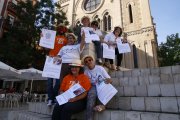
[59,0,159,69]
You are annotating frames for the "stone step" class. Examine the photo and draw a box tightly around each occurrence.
[8,110,51,120]
[111,74,180,87]
[110,65,180,78]
[112,83,180,97]
[8,110,180,120]
[28,97,180,115]
[106,96,180,113]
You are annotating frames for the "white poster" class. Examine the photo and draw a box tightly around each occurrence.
[89,31,100,41]
[39,29,56,49]
[117,42,131,53]
[56,83,85,105]
[81,27,100,43]
[102,43,115,59]
[42,56,61,79]
[96,82,118,105]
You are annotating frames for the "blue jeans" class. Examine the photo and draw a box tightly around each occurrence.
[92,41,102,59]
[47,78,60,101]
[52,98,86,120]
[85,85,97,120]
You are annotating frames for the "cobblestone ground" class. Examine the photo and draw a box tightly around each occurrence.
[0,103,28,120]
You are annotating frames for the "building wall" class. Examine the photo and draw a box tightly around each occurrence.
[59,0,158,69]
[0,0,18,38]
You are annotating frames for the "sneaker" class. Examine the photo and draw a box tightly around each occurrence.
[97,58,103,65]
[47,100,52,106]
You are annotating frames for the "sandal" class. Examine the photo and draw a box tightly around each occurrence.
[94,105,106,112]
[116,66,121,71]
[111,64,117,71]
[104,62,111,69]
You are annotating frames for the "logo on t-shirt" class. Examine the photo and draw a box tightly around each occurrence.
[69,80,79,88]
[58,38,64,44]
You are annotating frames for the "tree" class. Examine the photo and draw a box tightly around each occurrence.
[158,33,180,66]
[0,0,69,69]
[35,0,69,30]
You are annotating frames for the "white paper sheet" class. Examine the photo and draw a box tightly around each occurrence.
[42,56,62,79]
[96,82,118,105]
[102,43,115,59]
[56,83,85,105]
[92,35,100,41]
[39,29,56,49]
[82,27,100,43]
[117,42,131,53]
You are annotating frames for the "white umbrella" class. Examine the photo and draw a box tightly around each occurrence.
[18,67,47,94]
[0,61,21,78]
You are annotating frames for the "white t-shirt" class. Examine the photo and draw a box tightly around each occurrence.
[58,44,82,63]
[104,32,122,44]
[93,29,103,37]
[81,27,93,35]
[84,65,110,84]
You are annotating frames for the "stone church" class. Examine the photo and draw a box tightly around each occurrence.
[58,0,159,69]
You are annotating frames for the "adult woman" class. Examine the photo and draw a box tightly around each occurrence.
[82,55,112,120]
[52,60,91,120]
[57,32,85,86]
[103,26,127,70]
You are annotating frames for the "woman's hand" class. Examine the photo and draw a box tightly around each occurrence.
[53,56,62,64]
[40,33,43,37]
[105,78,112,84]
[122,38,128,43]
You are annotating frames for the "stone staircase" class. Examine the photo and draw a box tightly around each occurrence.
[7,65,180,120]
[7,44,180,120]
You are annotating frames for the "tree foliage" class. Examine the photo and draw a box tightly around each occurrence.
[0,0,68,69]
[158,33,180,66]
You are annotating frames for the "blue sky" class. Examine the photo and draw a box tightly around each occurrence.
[150,0,180,44]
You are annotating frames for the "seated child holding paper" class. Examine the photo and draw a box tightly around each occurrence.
[90,21,104,65]
[52,60,91,120]
[82,55,113,120]
[103,26,127,71]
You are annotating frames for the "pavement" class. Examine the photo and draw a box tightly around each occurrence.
[0,103,28,120]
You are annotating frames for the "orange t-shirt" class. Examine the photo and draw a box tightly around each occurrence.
[60,74,91,92]
[49,35,67,57]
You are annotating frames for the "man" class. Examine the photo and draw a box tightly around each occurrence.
[46,24,68,106]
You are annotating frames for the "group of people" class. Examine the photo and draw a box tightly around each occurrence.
[44,16,128,120]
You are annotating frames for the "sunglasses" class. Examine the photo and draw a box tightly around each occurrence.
[84,59,93,64]
[68,37,74,40]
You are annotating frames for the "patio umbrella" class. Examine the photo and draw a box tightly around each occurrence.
[18,68,47,94]
[0,61,21,79]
